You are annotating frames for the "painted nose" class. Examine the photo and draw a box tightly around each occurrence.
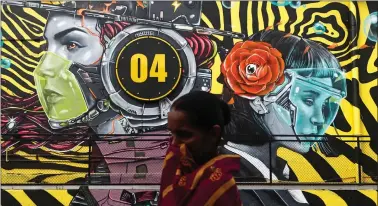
[37,54,60,78]
[310,110,325,126]
[43,78,58,93]
[39,68,56,78]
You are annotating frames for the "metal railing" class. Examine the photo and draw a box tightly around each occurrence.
[1,133,377,186]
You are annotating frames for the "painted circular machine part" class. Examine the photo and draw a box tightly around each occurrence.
[101,25,197,118]
[115,35,182,101]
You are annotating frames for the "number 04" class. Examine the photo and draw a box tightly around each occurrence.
[130,54,168,83]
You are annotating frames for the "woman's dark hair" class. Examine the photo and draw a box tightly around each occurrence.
[221,30,342,146]
[171,91,231,132]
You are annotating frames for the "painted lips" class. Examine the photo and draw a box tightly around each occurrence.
[45,92,64,104]
[298,134,321,142]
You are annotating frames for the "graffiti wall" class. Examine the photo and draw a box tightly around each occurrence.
[1,0,377,205]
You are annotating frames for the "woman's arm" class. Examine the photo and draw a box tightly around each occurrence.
[206,178,242,206]
[213,183,242,206]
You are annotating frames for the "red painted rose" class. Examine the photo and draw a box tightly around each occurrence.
[221,41,285,99]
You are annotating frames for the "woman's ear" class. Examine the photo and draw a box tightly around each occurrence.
[209,125,222,142]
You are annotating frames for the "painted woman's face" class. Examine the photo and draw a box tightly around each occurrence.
[34,13,103,121]
[267,69,346,153]
[288,77,338,151]
[44,13,103,64]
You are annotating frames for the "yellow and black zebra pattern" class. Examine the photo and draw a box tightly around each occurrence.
[2,189,75,206]
[1,189,377,206]
[1,1,377,206]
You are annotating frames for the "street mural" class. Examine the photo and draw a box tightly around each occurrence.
[1,1,377,205]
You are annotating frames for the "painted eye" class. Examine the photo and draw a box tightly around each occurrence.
[66,41,83,51]
[246,64,257,75]
[304,98,314,106]
[67,42,78,50]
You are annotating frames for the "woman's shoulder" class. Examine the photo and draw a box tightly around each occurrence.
[189,169,241,206]
[219,145,268,182]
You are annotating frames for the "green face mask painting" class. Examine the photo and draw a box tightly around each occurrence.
[34,52,89,121]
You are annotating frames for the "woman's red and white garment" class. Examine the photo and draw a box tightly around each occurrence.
[158,144,242,206]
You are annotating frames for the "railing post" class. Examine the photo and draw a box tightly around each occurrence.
[269,136,272,184]
[5,148,9,162]
[357,136,361,184]
[88,134,92,185]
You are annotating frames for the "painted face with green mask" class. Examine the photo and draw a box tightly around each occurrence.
[34,52,89,121]
[34,13,104,122]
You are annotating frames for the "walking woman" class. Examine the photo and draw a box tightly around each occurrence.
[159,91,242,206]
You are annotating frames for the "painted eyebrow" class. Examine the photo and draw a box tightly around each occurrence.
[302,90,320,97]
[54,27,87,39]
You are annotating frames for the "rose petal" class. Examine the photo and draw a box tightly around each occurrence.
[223,43,243,72]
[223,56,232,73]
[227,69,245,94]
[276,74,285,85]
[246,54,266,67]
[267,55,280,81]
[256,64,268,78]
[223,56,230,70]
[241,41,272,52]
[256,65,273,85]
[239,59,247,75]
[239,93,257,100]
[229,55,240,66]
[239,52,252,62]
[229,50,241,63]
[255,83,275,95]
[270,48,282,58]
[247,49,270,64]
[225,43,243,65]
[230,61,244,83]
[278,56,285,76]
[246,75,259,82]
[230,48,250,63]
[240,83,266,94]
[230,42,243,53]
[239,60,250,83]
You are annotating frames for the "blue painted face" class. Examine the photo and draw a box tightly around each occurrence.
[272,68,347,152]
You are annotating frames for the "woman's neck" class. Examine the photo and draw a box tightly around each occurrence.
[227,141,279,168]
